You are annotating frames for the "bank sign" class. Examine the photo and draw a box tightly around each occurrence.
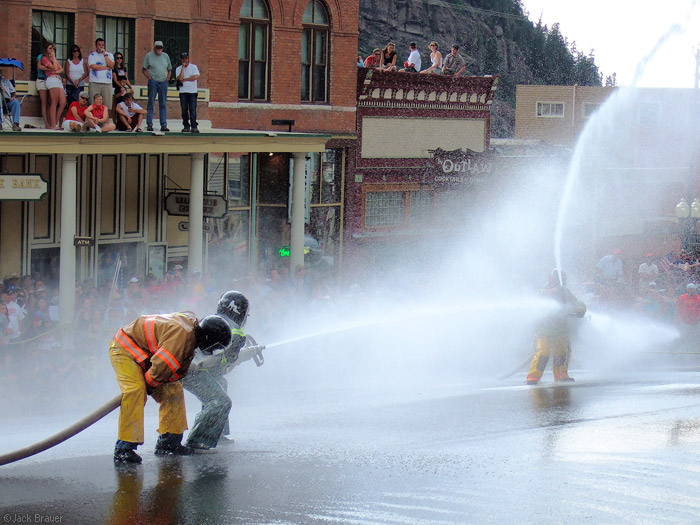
[165,192,227,218]
[0,173,49,201]
[431,148,492,187]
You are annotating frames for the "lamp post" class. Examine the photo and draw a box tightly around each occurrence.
[675,197,700,254]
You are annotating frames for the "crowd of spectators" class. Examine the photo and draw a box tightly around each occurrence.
[587,248,700,330]
[359,41,467,77]
[10,39,199,133]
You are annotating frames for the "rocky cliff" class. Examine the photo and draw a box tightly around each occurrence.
[358,0,600,137]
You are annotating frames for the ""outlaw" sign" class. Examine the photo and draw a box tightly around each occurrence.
[431,148,492,188]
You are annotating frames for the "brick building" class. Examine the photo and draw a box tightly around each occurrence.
[514,84,700,272]
[0,0,358,323]
[344,69,499,272]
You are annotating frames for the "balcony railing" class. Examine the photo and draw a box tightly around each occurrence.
[357,68,498,110]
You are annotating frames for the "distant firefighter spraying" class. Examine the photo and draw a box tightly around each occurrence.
[526,269,586,385]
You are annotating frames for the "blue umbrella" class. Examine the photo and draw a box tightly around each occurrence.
[0,58,24,71]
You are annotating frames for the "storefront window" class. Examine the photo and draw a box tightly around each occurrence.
[258,154,289,204]
[365,191,404,228]
[307,207,340,273]
[308,150,342,205]
[228,154,251,207]
[364,186,434,230]
[258,206,289,274]
[209,210,251,279]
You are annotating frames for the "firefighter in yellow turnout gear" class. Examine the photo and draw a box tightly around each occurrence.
[526,269,586,385]
[109,312,231,464]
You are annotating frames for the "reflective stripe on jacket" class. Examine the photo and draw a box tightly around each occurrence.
[114,312,198,388]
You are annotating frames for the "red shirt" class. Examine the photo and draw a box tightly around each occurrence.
[676,293,700,324]
[65,101,87,122]
[89,104,105,121]
[363,55,381,68]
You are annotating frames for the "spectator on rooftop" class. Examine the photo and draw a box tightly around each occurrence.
[64,44,89,104]
[420,41,442,74]
[363,48,382,69]
[63,91,91,132]
[114,92,146,132]
[39,42,66,131]
[379,42,397,72]
[175,51,200,133]
[1,71,23,132]
[112,52,133,94]
[84,94,116,132]
[399,42,421,73]
[88,38,115,111]
[442,43,466,77]
[35,51,49,128]
[142,40,171,132]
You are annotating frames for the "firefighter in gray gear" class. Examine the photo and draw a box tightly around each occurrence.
[183,291,264,452]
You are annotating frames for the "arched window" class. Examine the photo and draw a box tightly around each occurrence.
[301,0,329,103]
[239,0,270,100]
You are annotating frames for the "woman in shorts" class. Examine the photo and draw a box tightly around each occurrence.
[39,43,66,130]
[35,46,51,128]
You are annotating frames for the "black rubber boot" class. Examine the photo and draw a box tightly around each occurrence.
[155,433,193,456]
[114,449,142,464]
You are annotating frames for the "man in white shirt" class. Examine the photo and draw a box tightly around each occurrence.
[1,285,25,340]
[88,38,115,108]
[115,92,147,132]
[175,52,200,133]
[399,42,421,73]
[638,253,659,293]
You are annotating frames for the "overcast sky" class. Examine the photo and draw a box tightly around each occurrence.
[520,0,700,87]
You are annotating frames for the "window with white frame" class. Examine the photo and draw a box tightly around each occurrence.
[31,10,74,80]
[536,102,564,118]
[301,0,329,103]
[239,0,270,100]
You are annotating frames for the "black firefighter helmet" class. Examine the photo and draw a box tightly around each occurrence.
[549,268,567,287]
[196,315,232,354]
[217,290,249,328]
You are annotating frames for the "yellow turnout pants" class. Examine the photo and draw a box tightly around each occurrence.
[109,340,188,444]
[526,334,571,383]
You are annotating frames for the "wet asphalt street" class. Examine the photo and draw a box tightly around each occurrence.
[2,368,700,524]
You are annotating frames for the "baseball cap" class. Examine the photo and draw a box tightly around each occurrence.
[154,41,164,48]
[688,283,697,290]
[173,264,184,270]
[129,277,141,283]
[451,43,460,49]
[181,51,189,58]
[79,92,89,99]
[4,284,18,294]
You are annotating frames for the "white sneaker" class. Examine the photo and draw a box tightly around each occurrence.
[218,435,235,446]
